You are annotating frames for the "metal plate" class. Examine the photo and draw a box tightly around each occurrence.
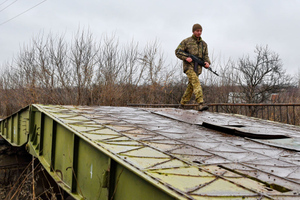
[3,105,300,199]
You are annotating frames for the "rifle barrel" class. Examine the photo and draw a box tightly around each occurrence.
[177,50,219,76]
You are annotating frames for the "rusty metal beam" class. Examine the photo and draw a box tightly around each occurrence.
[128,103,300,107]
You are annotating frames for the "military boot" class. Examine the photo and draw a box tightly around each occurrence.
[198,103,208,111]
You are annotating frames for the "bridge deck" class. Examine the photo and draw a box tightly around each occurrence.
[1,104,300,199]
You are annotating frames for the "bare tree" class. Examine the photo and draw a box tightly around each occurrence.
[70,30,98,105]
[236,45,291,103]
[48,34,73,104]
[232,45,292,115]
[15,44,40,105]
[0,30,205,115]
[140,40,165,85]
[93,34,124,105]
[96,34,123,85]
[121,40,143,86]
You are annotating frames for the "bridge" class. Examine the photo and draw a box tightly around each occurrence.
[1,104,300,199]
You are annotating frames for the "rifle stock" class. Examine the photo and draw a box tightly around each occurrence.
[177,50,219,76]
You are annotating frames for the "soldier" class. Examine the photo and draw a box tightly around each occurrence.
[175,23,211,111]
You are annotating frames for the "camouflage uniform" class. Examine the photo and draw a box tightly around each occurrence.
[175,35,211,104]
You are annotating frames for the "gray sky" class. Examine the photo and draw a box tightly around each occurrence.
[1,0,300,75]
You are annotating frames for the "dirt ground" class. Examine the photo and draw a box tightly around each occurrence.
[0,139,73,200]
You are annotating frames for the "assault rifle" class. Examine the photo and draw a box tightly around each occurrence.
[176,49,219,76]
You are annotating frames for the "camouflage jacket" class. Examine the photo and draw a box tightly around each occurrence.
[175,35,211,75]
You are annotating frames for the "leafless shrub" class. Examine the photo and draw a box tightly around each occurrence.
[70,30,98,105]
[0,31,299,119]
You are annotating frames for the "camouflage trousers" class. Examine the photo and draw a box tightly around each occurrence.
[180,69,203,105]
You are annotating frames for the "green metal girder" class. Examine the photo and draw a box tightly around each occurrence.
[1,104,300,200]
[0,106,30,146]
[1,105,180,200]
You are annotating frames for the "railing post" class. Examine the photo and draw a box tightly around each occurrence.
[273,105,276,121]
[280,106,282,122]
[293,106,296,125]
[286,106,289,124]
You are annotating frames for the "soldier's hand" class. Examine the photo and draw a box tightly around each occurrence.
[186,57,192,63]
[204,62,210,68]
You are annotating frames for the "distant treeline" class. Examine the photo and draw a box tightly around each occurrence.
[0,31,299,117]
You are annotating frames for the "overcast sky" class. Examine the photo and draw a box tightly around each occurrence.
[1,0,300,75]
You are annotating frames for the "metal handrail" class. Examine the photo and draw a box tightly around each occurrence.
[127,103,300,126]
[208,103,300,126]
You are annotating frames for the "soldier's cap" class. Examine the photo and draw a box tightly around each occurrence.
[192,24,202,32]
